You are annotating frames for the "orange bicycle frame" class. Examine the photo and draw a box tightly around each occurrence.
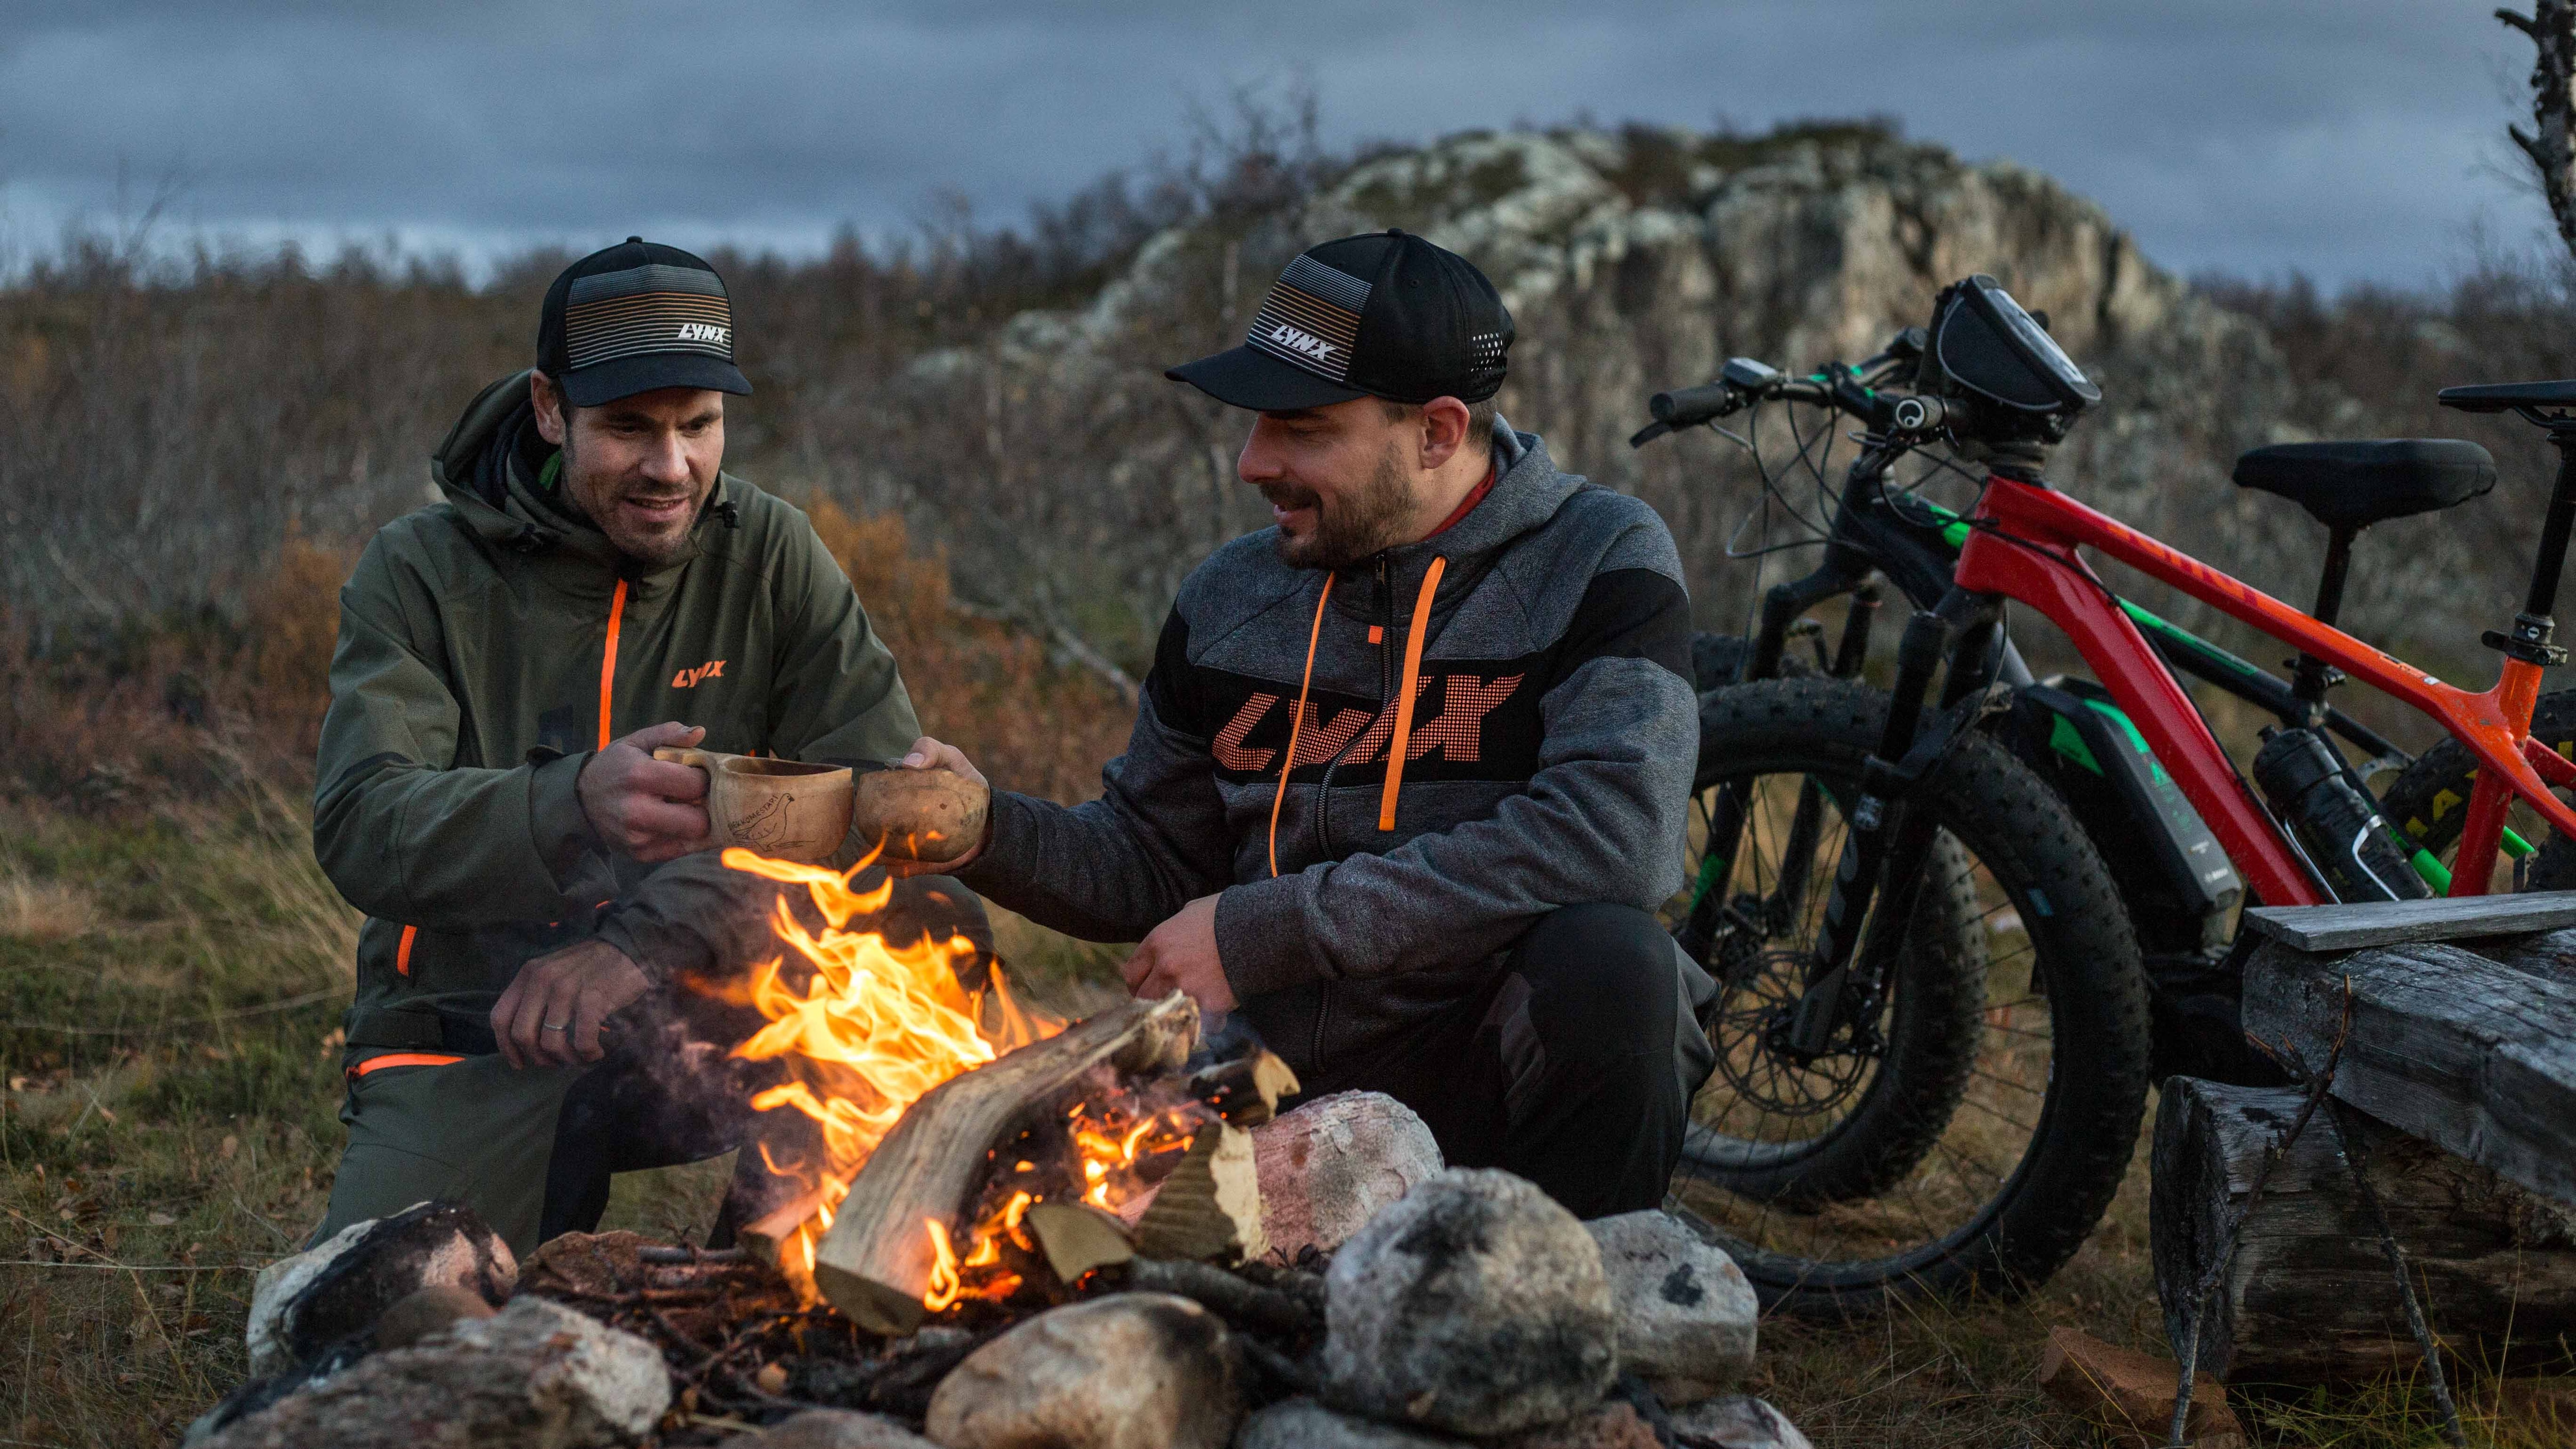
[1952,474,2576,905]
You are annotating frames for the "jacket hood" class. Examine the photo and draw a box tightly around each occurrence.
[429,369,735,579]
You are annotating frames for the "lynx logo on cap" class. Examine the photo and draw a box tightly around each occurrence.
[1246,255,1370,384]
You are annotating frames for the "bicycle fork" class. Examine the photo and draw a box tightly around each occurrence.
[1785,589,1998,1061]
[1678,586,1884,967]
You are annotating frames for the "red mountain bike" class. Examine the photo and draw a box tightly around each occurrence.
[1644,275,2576,1310]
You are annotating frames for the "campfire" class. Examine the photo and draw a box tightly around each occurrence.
[698,847,1272,1329]
[204,846,1791,1449]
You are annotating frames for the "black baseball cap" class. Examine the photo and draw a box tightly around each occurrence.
[538,236,753,406]
[1167,230,1512,412]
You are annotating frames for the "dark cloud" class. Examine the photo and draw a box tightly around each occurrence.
[0,1,2535,286]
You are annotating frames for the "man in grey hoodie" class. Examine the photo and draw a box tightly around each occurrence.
[905,231,1710,1216]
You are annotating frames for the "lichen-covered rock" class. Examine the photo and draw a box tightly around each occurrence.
[245,1200,515,1376]
[1322,1168,1616,1436]
[1584,1209,1757,1404]
[1252,1091,1443,1259]
[926,1292,1241,1449]
[1663,1396,1814,1449]
[200,1296,668,1449]
[1233,1397,1466,1447]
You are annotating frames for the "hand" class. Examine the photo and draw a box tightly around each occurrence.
[886,736,992,876]
[1121,894,1235,1017]
[492,939,652,1068]
[580,722,715,863]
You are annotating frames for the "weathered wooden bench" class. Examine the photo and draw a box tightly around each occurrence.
[2149,893,2576,1386]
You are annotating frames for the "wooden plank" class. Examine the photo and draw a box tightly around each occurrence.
[2242,937,2576,1206]
[2241,891,2576,953]
[2151,1078,2576,1384]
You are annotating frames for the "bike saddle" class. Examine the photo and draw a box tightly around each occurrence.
[2230,439,2496,532]
[2436,378,2576,415]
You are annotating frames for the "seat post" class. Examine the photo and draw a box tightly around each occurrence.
[2527,430,2576,623]
[2488,427,2576,670]
[2312,524,2357,629]
[2292,524,2358,715]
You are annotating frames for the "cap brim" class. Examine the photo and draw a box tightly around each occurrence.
[1166,345,1368,412]
[560,351,753,407]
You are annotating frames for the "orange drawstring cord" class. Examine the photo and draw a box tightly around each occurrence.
[1378,556,1447,831]
[1268,574,1336,878]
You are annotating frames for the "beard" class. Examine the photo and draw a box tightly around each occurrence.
[1267,440,1414,569]
[560,432,705,568]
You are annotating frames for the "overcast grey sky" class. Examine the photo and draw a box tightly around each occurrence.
[0,1,2545,288]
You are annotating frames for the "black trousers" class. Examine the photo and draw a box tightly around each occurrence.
[1291,902,1694,1220]
[537,876,998,1244]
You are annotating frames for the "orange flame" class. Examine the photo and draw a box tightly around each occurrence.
[717,846,1215,1318]
[714,847,1058,1301]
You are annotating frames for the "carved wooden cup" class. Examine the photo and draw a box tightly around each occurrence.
[652,747,854,864]
[850,768,990,864]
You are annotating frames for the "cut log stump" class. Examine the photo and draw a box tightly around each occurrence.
[814,991,1198,1333]
[2150,1077,2576,1385]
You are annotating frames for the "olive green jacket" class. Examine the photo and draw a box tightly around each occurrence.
[314,370,920,1058]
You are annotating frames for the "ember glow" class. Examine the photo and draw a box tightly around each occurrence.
[714,847,1207,1312]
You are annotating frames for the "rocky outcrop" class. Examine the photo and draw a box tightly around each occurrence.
[909,120,2314,649]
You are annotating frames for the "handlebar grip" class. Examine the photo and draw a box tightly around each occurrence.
[1650,382,1739,428]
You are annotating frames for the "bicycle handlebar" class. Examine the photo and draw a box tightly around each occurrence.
[1649,381,1740,429]
[1631,332,1933,450]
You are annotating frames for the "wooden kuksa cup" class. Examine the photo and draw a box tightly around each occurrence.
[653,747,854,864]
[651,748,989,866]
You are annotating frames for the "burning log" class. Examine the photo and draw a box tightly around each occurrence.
[1133,1122,1267,1264]
[814,991,1199,1332]
[1026,1202,1138,1282]
[1187,1048,1298,1127]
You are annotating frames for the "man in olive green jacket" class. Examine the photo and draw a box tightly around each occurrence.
[311,238,982,1254]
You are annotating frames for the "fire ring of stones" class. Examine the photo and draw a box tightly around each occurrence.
[189,987,1793,1447]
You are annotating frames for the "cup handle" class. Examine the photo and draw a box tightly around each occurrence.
[652,745,720,790]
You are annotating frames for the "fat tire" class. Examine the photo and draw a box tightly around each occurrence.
[1679,677,2152,1312]
[2380,689,2576,892]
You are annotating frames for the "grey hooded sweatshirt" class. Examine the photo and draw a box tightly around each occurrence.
[960,420,1698,1079]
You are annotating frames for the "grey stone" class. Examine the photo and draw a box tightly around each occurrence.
[1251,1091,1444,1260]
[246,1200,514,1375]
[371,1284,497,1351]
[750,1408,943,1448]
[1584,1209,1757,1404]
[1664,1396,1814,1449]
[199,1296,669,1449]
[926,1292,1242,1449]
[1233,1397,1465,1448]
[1321,1168,1616,1436]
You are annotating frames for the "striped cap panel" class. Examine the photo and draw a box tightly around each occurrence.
[1245,255,1370,383]
[564,264,734,370]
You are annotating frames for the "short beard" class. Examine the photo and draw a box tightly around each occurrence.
[557,425,703,568]
[1272,440,1414,570]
